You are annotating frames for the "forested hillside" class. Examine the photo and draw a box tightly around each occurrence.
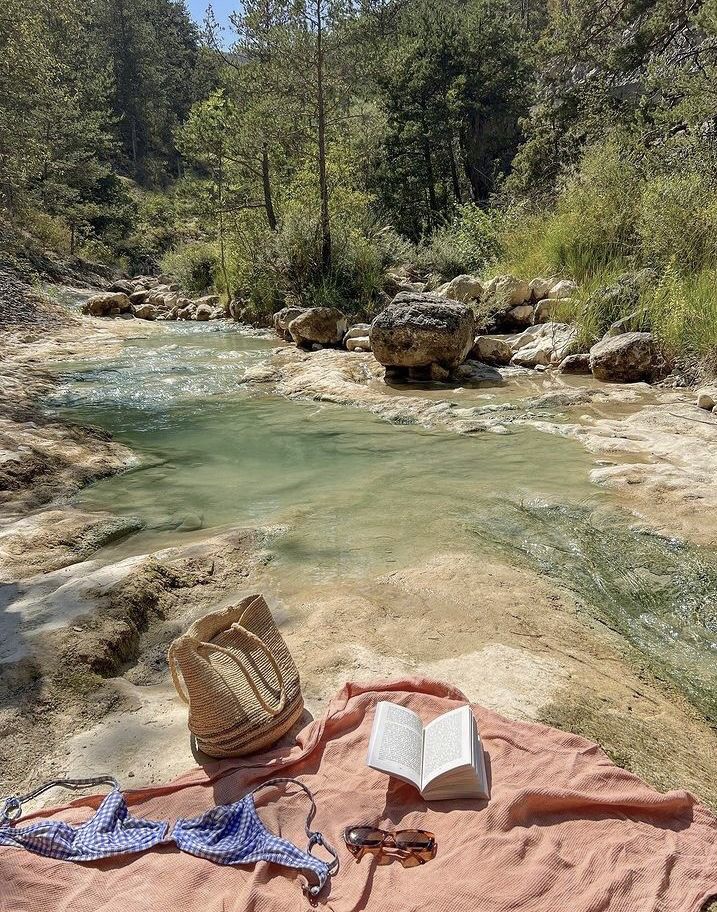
[3,0,717,363]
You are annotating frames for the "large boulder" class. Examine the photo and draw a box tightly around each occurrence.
[132,303,157,320]
[82,292,131,317]
[194,304,213,321]
[510,323,577,368]
[370,293,475,376]
[193,294,221,309]
[506,303,534,327]
[273,306,307,340]
[558,353,591,374]
[697,387,717,411]
[547,279,578,300]
[484,275,531,307]
[589,331,658,382]
[108,279,134,294]
[529,277,555,301]
[470,335,512,366]
[288,307,347,347]
[129,290,149,306]
[436,274,483,303]
[177,303,196,320]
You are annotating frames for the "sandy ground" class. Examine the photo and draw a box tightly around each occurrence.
[1,315,717,820]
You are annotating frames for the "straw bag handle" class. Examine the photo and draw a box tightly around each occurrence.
[169,625,287,717]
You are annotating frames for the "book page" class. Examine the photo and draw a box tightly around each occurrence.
[421,705,472,789]
[366,701,424,787]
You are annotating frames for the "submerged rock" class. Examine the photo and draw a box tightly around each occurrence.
[589,331,658,383]
[288,307,347,347]
[370,293,475,376]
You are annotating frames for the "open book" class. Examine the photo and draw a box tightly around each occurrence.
[367,702,489,801]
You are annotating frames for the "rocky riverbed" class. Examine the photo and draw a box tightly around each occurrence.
[1,290,717,815]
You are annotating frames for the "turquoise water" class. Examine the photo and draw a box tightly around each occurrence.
[50,323,601,583]
[48,323,717,719]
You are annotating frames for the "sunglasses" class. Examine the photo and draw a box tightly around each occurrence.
[343,825,437,867]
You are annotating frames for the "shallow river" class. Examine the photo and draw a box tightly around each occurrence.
[49,322,717,722]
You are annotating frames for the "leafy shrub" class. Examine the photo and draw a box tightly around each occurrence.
[161,242,218,294]
[22,210,71,253]
[77,238,125,269]
[416,205,502,279]
[223,149,408,319]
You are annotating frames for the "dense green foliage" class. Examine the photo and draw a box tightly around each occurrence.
[0,0,213,266]
[3,0,717,357]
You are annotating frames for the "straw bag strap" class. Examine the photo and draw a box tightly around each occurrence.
[169,626,287,717]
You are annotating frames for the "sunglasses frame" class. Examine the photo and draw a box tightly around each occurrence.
[343,825,437,867]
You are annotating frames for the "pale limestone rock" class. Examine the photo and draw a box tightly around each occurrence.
[436,274,484,303]
[346,336,371,352]
[547,279,578,300]
[470,335,512,366]
[697,387,717,410]
[589,332,658,383]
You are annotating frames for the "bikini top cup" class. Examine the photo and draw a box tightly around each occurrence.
[0,777,168,862]
[173,778,338,896]
[0,776,339,898]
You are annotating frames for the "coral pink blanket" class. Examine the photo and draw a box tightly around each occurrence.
[2,679,716,911]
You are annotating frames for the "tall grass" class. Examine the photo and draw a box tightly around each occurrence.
[489,142,717,363]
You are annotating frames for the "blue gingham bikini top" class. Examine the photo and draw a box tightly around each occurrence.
[0,776,339,897]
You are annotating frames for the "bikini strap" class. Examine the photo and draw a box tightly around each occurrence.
[1,776,121,824]
[250,777,340,892]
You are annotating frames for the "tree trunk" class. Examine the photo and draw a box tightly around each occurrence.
[316,1,332,273]
[448,137,462,203]
[422,137,438,212]
[217,154,231,299]
[261,144,278,231]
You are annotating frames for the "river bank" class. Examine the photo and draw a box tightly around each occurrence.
[1,295,716,813]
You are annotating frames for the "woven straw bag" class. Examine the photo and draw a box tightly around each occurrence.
[168,595,303,758]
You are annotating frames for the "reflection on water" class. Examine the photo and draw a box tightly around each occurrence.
[48,323,717,722]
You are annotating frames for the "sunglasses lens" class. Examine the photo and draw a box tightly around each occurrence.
[345,826,385,848]
[395,830,434,851]
[399,854,424,868]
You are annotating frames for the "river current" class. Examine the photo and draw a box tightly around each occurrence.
[48,321,717,724]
